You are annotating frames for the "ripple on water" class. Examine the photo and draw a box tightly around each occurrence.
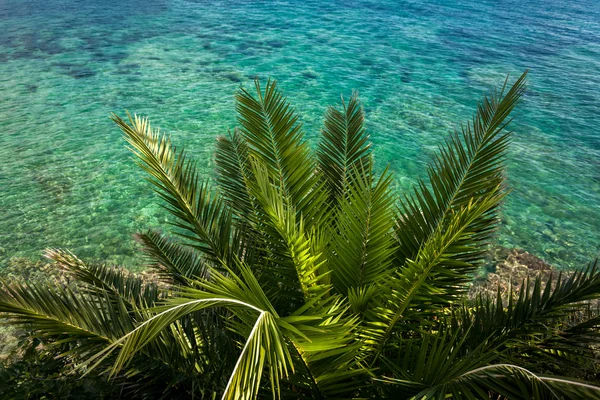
[0,0,599,269]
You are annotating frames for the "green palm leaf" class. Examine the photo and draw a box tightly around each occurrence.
[46,248,160,308]
[369,192,505,361]
[461,261,600,364]
[381,363,600,399]
[328,166,396,305]
[0,281,131,354]
[135,230,209,285]
[375,324,499,399]
[235,79,328,228]
[113,112,233,264]
[395,72,528,289]
[317,92,372,203]
[85,261,290,399]
[215,128,256,220]
[246,160,330,310]
[378,313,600,399]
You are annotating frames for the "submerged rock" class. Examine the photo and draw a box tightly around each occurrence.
[222,71,243,83]
[31,170,73,202]
[359,58,375,66]
[56,64,96,79]
[401,71,411,83]
[302,70,319,80]
[470,247,558,300]
[266,39,286,48]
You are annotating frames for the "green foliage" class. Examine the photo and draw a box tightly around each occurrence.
[3,72,600,399]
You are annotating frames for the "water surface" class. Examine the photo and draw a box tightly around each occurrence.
[1,0,599,269]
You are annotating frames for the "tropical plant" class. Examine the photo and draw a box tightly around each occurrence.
[2,71,600,399]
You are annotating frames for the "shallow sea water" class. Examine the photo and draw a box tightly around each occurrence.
[0,0,599,270]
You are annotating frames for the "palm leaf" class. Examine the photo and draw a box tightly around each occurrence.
[135,230,209,285]
[395,72,528,286]
[317,92,372,203]
[235,79,328,228]
[368,192,505,361]
[375,324,499,399]
[328,166,396,304]
[214,128,256,220]
[377,300,600,399]
[112,112,232,264]
[460,261,600,366]
[381,363,600,399]
[86,264,292,399]
[0,281,132,354]
[246,160,330,311]
[45,248,161,308]
[525,314,600,376]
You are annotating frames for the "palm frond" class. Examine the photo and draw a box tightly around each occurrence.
[461,261,600,362]
[223,311,292,400]
[45,248,160,308]
[530,314,600,376]
[281,310,366,398]
[317,92,372,203]
[1,254,231,398]
[380,363,600,399]
[87,263,292,400]
[375,261,600,398]
[395,72,528,286]
[377,305,600,399]
[214,128,256,220]
[135,230,208,285]
[246,160,330,311]
[469,261,600,336]
[368,193,505,361]
[235,79,328,228]
[328,166,396,303]
[0,281,131,354]
[112,112,233,264]
[375,324,498,399]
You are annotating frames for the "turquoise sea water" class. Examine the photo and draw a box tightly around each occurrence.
[0,0,599,269]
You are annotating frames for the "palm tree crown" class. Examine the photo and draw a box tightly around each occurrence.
[2,71,600,399]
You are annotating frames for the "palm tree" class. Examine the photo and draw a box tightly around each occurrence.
[2,71,600,399]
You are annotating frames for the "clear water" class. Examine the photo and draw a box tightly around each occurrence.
[1,0,599,270]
